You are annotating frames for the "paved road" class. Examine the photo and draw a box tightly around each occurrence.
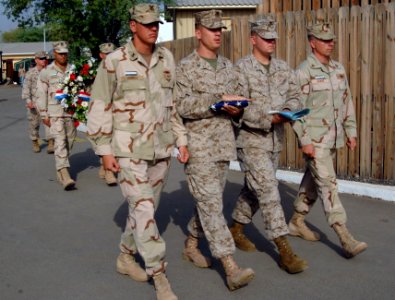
[1,85,394,300]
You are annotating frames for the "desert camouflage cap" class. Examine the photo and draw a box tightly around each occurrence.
[34,51,48,59]
[195,10,227,29]
[99,42,115,54]
[307,22,336,40]
[129,3,163,24]
[53,41,69,53]
[250,15,278,39]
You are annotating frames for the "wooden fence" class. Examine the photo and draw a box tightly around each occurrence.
[160,3,395,182]
[258,0,394,13]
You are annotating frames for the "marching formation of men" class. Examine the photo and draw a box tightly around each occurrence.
[22,3,367,300]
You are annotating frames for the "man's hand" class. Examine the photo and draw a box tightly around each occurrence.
[221,94,251,101]
[26,101,35,110]
[42,118,51,127]
[102,155,121,173]
[221,104,243,117]
[271,114,288,124]
[302,144,315,158]
[177,146,189,164]
[347,137,357,151]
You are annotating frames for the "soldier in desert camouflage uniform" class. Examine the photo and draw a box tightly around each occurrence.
[22,51,54,153]
[175,9,254,291]
[95,42,118,186]
[228,16,307,274]
[290,23,367,258]
[87,4,188,300]
[36,41,76,190]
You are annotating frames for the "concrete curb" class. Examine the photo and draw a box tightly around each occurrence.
[229,161,395,202]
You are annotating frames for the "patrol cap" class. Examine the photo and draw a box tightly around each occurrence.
[250,15,278,39]
[194,10,227,29]
[129,3,163,24]
[34,51,48,59]
[307,23,336,40]
[52,41,69,53]
[99,42,115,54]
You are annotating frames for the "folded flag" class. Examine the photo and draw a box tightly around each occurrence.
[55,90,68,101]
[78,91,91,101]
[268,108,310,121]
[210,100,249,112]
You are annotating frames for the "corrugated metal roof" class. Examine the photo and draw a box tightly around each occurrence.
[173,0,262,8]
[0,42,53,55]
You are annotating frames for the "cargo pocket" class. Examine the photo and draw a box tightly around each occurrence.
[120,78,146,110]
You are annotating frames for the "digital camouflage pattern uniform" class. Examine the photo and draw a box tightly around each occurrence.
[232,52,302,240]
[293,51,357,226]
[36,43,75,171]
[87,41,187,275]
[22,60,51,142]
[176,49,243,258]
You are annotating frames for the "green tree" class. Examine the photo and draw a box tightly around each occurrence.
[1,0,174,58]
[2,26,61,42]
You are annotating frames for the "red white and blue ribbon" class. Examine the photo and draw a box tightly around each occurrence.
[78,91,91,101]
[55,90,68,101]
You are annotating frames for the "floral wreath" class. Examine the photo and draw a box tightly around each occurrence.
[55,56,99,126]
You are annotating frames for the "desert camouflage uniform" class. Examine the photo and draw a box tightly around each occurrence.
[176,50,243,258]
[292,53,357,225]
[36,62,75,170]
[87,41,187,275]
[22,66,51,142]
[231,55,302,240]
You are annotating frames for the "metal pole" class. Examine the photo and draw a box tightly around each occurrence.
[43,26,46,51]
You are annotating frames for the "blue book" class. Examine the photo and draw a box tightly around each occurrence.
[268,108,310,121]
[210,100,249,112]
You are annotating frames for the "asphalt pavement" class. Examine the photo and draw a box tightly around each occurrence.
[1,85,394,300]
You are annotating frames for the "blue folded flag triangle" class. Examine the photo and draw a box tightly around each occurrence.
[210,100,249,112]
[268,108,310,121]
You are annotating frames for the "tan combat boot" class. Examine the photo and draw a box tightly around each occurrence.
[104,170,117,186]
[332,223,368,258]
[273,235,308,274]
[32,140,40,153]
[56,168,75,190]
[116,253,148,282]
[229,221,256,252]
[47,139,54,154]
[288,212,320,241]
[152,273,178,300]
[98,165,105,179]
[182,235,211,268]
[220,255,255,291]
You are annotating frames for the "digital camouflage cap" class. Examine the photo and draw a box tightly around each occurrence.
[129,3,163,24]
[250,15,278,39]
[307,22,336,40]
[194,10,227,29]
[52,41,69,53]
[99,42,115,54]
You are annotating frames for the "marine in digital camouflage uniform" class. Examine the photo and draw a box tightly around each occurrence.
[290,23,367,258]
[36,41,76,190]
[228,16,307,274]
[21,51,54,153]
[175,9,254,291]
[87,4,188,300]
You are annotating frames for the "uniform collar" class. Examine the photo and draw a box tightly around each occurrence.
[249,54,273,74]
[127,40,163,68]
[307,53,336,73]
[192,49,227,71]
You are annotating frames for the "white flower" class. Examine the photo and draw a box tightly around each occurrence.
[72,87,78,94]
[89,70,93,74]
[60,99,68,108]
[63,87,69,94]
[81,101,89,108]
[77,76,83,82]
[70,64,76,71]
[88,60,93,67]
